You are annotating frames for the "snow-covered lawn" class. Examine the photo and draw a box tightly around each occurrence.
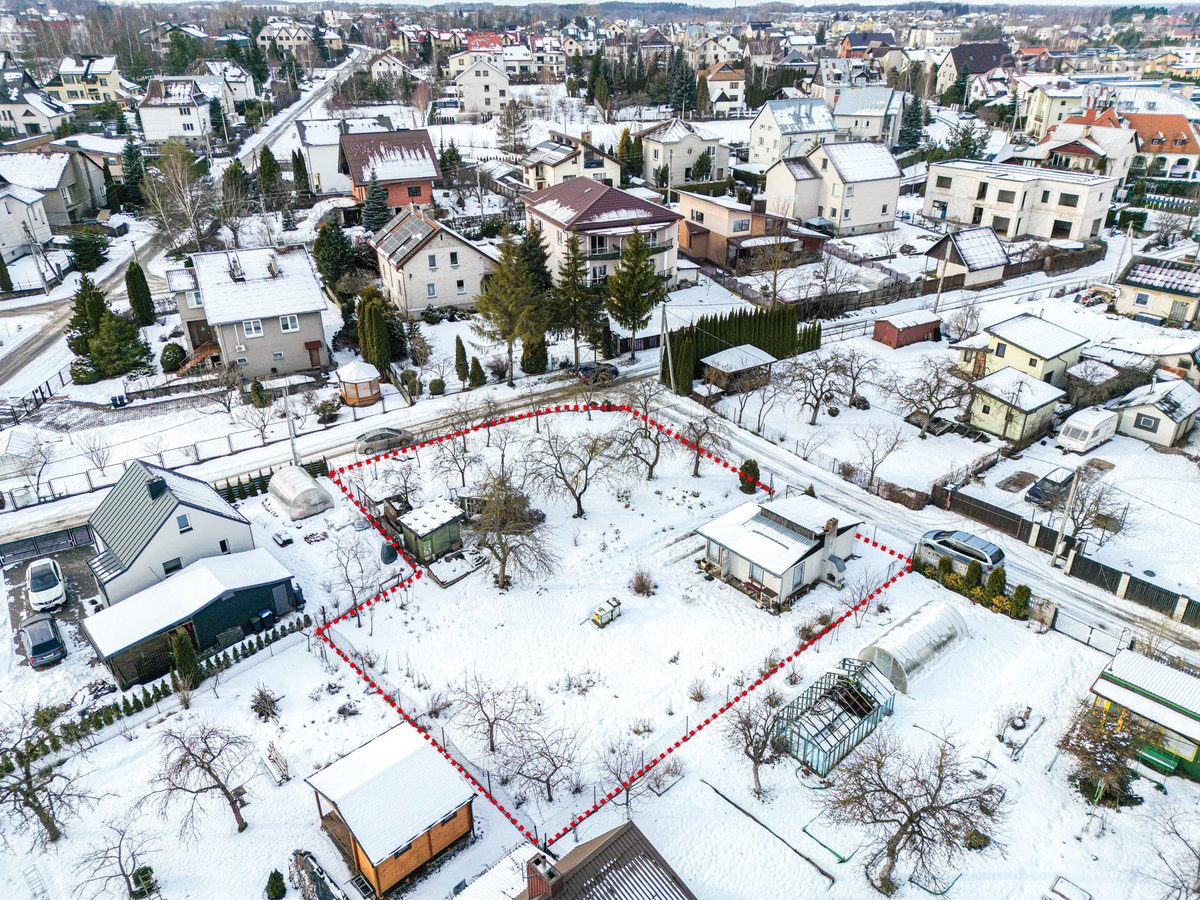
[0,313,47,362]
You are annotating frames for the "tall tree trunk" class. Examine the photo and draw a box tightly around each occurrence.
[222,787,248,832]
[574,494,584,518]
[506,340,515,387]
[750,760,762,797]
[24,790,62,843]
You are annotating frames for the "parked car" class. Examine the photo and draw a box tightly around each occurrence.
[1025,467,1075,508]
[18,613,67,669]
[916,529,1005,574]
[355,428,415,456]
[577,362,619,384]
[25,558,65,611]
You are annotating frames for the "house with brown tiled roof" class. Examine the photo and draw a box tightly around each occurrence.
[701,60,745,117]
[1122,113,1200,179]
[338,129,440,209]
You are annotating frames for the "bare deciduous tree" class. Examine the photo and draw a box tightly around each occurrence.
[682,413,731,478]
[790,351,844,426]
[722,688,788,797]
[453,673,540,753]
[1146,812,1200,900]
[597,735,654,817]
[752,363,795,435]
[853,424,909,491]
[76,432,112,474]
[841,565,885,626]
[889,356,971,438]
[434,432,481,487]
[16,437,56,496]
[835,347,882,406]
[527,426,624,518]
[73,813,158,900]
[822,730,1009,894]
[142,141,218,253]
[233,401,276,445]
[942,296,981,342]
[502,721,582,804]
[466,470,558,589]
[148,722,254,838]
[209,364,243,420]
[873,230,902,260]
[1056,468,1131,548]
[326,530,385,622]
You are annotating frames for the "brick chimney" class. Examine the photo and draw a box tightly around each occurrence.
[823,517,839,555]
[525,853,561,898]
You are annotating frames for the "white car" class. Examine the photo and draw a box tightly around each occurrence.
[25,558,65,611]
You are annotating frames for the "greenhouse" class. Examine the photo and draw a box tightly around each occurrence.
[774,658,896,777]
[268,465,334,521]
[858,601,968,694]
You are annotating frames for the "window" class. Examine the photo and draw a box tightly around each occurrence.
[484,98,492,106]
[831,183,840,197]
[427,253,437,270]
[279,314,299,333]
[186,290,203,309]
[821,158,828,171]
[845,185,855,198]
[976,182,988,200]
[242,319,263,338]
[162,557,183,576]
[556,230,562,244]
[995,343,1007,358]
[1134,413,1159,433]
[407,186,421,198]
[426,283,437,298]
[449,251,459,266]
[991,215,1010,233]
[1059,193,1079,208]
[1029,357,1037,367]
[653,148,660,160]
[590,264,607,281]
[936,175,952,189]
[219,539,230,555]
[392,842,414,859]
[843,208,851,220]
[178,108,188,117]
[236,356,248,365]
[881,203,889,215]
[732,218,750,232]
[981,403,992,415]
[690,210,704,223]
[176,514,192,534]
[182,123,195,132]
[1040,190,1050,203]
[456,279,466,294]
[273,351,285,361]
[830,207,838,218]
[750,563,765,584]
[997,189,1016,204]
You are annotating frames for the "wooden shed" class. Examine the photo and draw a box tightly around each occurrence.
[872,309,942,349]
[399,498,465,563]
[700,344,777,392]
[336,360,382,407]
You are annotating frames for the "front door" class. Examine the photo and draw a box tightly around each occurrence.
[1170,299,1190,323]
[972,351,986,378]
[305,340,323,368]
[187,319,213,349]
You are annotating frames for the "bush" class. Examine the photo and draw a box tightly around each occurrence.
[965,829,991,851]
[249,379,270,408]
[429,377,445,395]
[469,356,486,388]
[936,555,953,583]
[964,560,983,592]
[984,566,1007,600]
[484,356,508,383]
[630,569,654,596]
[1008,584,1032,619]
[265,869,287,899]
[160,342,187,372]
[739,459,760,494]
[401,368,422,396]
[130,865,158,899]
[313,397,342,424]
[70,357,101,384]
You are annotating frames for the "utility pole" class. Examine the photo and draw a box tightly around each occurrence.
[282,378,300,465]
[931,251,948,313]
[660,299,676,394]
[1051,467,1082,568]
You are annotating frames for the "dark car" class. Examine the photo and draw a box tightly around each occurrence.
[18,613,67,669]
[577,362,619,385]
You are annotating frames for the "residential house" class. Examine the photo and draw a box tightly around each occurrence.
[41,55,125,108]
[0,181,50,262]
[371,206,495,313]
[188,59,256,106]
[0,69,72,136]
[1024,83,1087,139]
[838,32,895,59]
[167,246,330,379]
[818,58,884,96]
[1091,650,1200,778]
[937,42,1014,98]
[296,116,391,195]
[161,73,235,121]
[748,98,836,166]
[1112,377,1200,447]
[138,77,212,146]
[1116,257,1200,325]
[306,724,475,898]
[369,51,412,82]
[953,312,1087,386]
[453,60,508,120]
[924,226,1010,289]
[829,85,904,146]
[519,131,621,192]
[1083,335,1200,387]
[256,20,313,55]
[87,461,255,606]
[1122,113,1200,179]
[1000,121,1139,183]
[82,549,296,689]
[50,134,127,182]
[522,179,683,291]
[690,35,741,70]
[636,118,729,185]
[922,160,1117,242]
[701,61,745,117]
[338,129,441,209]
[676,189,824,271]
[908,27,962,49]
[0,150,105,225]
[696,494,862,610]
[514,823,697,900]
[139,22,210,56]
[967,367,1065,442]
[766,141,901,237]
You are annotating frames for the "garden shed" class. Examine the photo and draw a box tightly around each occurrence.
[399,498,465,563]
[700,345,777,392]
[336,360,382,407]
[858,601,968,693]
[774,658,895,776]
[872,309,942,349]
[268,465,334,521]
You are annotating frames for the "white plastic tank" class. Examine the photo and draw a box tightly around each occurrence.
[858,601,968,693]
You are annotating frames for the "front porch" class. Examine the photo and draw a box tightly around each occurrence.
[697,557,813,614]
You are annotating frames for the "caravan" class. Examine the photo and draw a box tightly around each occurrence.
[1057,407,1119,454]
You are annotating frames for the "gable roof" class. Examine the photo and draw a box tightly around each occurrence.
[985,312,1087,359]
[1120,113,1200,154]
[371,206,490,269]
[949,42,1012,74]
[973,367,1065,411]
[704,61,741,82]
[140,77,206,108]
[88,461,247,580]
[1113,378,1200,423]
[1063,107,1123,129]
[0,151,70,190]
[928,227,1009,271]
[339,129,440,185]
[833,85,900,117]
[635,117,720,143]
[843,32,894,49]
[816,141,901,183]
[184,245,326,324]
[296,116,391,147]
[1120,256,1200,298]
[763,98,835,135]
[522,179,681,230]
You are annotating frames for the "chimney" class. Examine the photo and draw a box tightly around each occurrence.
[146,476,167,500]
[580,130,592,145]
[823,517,839,555]
[526,854,561,898]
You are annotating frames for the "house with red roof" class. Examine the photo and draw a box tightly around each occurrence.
[1121,113,1200,179]
[338,129,441,209]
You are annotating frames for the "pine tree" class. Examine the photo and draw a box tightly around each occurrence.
[89,312,152,378]
[439,139,462,180]
[607,230,665,361]
[169,628,204,688]
[291,150,312,204]
[258,145,283,210]
[943,63,970,107]
[361,170,391,233]
[587,52,603,103]
[125,258,155,325]
[469,356,486,388]
[66,276,110,356]
[816,23,826,44]
[265,870,286,900]
[695,76,710,117]
[617,127,633,179]
[550,233,602,368]
[209,97,225,133]
[897,96,924,152]
[472,229,538,387]
[0,252,11,293]
[121,140,145,206]
[455,334,469,386]
[313,221,351,285]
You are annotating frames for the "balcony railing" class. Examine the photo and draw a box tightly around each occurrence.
[583,158,605,169]
[588,240,674,260]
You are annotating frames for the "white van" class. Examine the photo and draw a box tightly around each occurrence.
[1057,407,1118,454]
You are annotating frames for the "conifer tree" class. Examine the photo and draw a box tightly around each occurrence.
[550,233,602,368]
[89,312,152,378]
[67,276,110,356]
[125,258,155,325]
[258,145,283,210]
[0,252,12,293]
[617,127,633,179]
[361,170,391,233]
[209,97,225,133]
[358,294,391,379]
[169,628,204,688]
[897,96,924,151]
[455,334,469,386]
[469,356,486,388]
[607,230,665,361]
[122,139,145,206]
[291,150,312,204]
[472,229,538,387]
[312,221,351,285]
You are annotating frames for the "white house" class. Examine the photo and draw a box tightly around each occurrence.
[1112,378,1200,447]
[138,77,212,146]
[0,75,72,136]
[369,51,412,82]
[88,461,254,606]
[0,150,106,226]
[696,495,862,610]
[371,207,496,313]
[519,131,622,191]
[454,60,508,120]
[636,118,729,185]
[189,59,256,105]
[765,141,901,236]
[749,98,836,166]
[830,86,905,146]
[296,116,392,195]
[0,181,50,262]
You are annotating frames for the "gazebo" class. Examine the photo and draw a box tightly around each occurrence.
[335,360,382,407]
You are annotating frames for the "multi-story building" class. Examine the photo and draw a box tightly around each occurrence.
[1123,113,1200,179]
[138,77,212,146]
[701,61,745,117]
[748,98,836,165]
[42,55,124,106]
[371,207,496,313]
[1024,83,1087,140]
[0,150,105,225]
[296,115,391,195]
[1000,121,1138,183]
[764,142,901,236]
[338,129,441,209]
[923,160,1117,242]
[829,86,904,146]
[676,189,825,271]
[189,59,256,106]
[519,131,621,191]
[454,60,508,120]
[636,118,729,185]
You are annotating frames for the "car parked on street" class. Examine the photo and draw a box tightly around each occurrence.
[916,529,1005,574]
[355,428,415,456]
[25,558,65,611]
[577,362,619,384]
[18,613,67,669]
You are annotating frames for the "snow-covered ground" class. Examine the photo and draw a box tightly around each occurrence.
[0,313,46,362]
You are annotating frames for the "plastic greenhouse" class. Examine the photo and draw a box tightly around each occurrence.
[858,601,968,694]
[774,658,896,777]
[268,465,334,521]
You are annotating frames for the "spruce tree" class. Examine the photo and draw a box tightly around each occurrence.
[897,96,924,152]
[121,139,144,206]
[551,233,602,368]
[291,150,312,203]
[223,158,252,200]
[245,41,269,85]
[169,628,204,688]
[631,135,644,177]
[455,334,469,386]
[0,252,11,293]
[607,230,665,361]
[313,221,351,285]
[125,258,155,325]
[520,225,553,300]
[67,276,110,356]
[472,229,538,387]
[361,170,391,233]
[469,356,486,388]
[89,312,152,378]
[258,145,283,210]
[68,230,109,273]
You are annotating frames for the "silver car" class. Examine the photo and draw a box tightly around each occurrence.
[916,529,1005,573]
[355,428,415,456]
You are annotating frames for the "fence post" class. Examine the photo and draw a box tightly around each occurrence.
[1116,572,1131,600]
[1026,522,1040,548]
[1172,595,1189,623]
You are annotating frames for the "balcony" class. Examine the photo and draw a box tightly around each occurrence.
[588,240,674,260]
[583,158,605,169]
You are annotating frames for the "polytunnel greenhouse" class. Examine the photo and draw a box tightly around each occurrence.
[858,601,968,694]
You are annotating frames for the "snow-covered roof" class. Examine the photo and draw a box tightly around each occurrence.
[637,117,720,144]
[336,360,380,384]
[82,549,291,658]
[931,159,1115,186]
[877,309,941,330]
[1113,378,1200,423]
[57,55,116,76]
[305,724,475,866]
[165,268,197,292]
[936,227,1009,271]
[701,344,777,373]
[973,367,1065,411]
[455,843,541,900]
[985,312,1087,360]
[763,98,835,134]
[340,130,440,184]
[1066,360,1119,384]
[1092,650,1200,741]
[1122,258,1200,298]
[297,116,391,147]
[677,189,749,212]
[141,77,205,107]
[399,497,465,537]
[833,86,900,117]
[50,134,126,155]
[23,91,71,119]
[0,181,43,205]
[185,246,326,325]
[819,142,901,183]
[0,151,70,190]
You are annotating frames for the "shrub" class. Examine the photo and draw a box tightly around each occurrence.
[984,566,1007,600]
[688,678,707,702]
[485,356,508,382]
[468,356,486,388]
[249,379,270,408]
[1009,584,1032,619]
[130,865,158,899]
[160,342,187,372]
[401,368,422,396]
[313,397,342,424]
[429,377,445,395]
[739,459,760,494]
[70,357,101,384]
[964,560,983,592]
[630,569,654,596]
[265,870,287,900]
[965,829,991,851]
[936,555,953,583]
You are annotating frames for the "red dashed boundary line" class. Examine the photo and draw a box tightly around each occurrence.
[314,401,911,848]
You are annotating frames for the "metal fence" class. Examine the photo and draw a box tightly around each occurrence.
[1051,608,1130,656]
[0,524,93,565]
[0,363,74,431]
